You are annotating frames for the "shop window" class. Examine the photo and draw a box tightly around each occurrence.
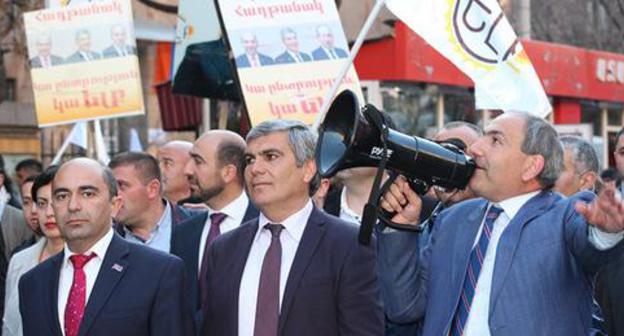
[379,81,438,138]
[442,87,480,127]
[580,101,602,136]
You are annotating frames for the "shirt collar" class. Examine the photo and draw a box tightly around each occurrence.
[256,199,313,244]
[123,200,172,243]
[206,191,249,224]
[340,187,361,222]
[496,190,541,220]
[287,50,300,60]
[63,227,114,264]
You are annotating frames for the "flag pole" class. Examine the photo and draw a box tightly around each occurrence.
[313,0,387,129]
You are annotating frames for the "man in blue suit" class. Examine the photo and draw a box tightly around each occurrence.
[202,120,383,335]
[170,130,258,331]
[311,25,348,60]
[274,28,312,64]
[378,112,624,335]
[234,32,274,68]
[18,158,194,336]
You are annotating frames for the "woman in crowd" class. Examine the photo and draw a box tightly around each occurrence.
[2,166,64,336]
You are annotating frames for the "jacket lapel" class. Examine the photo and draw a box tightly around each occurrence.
[78,234,129,336]
[48,253,64,335]
[229,220,258,333]
[278,207,326,332]
[489,191,556,312]
[451,201,488,287]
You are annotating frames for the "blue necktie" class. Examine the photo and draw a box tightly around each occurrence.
[450,205,503,336]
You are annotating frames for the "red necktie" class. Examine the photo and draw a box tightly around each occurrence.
[64,253,96,336]
[199,212,227,306]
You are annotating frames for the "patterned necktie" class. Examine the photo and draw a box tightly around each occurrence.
[450,205,503,336]
[199,212,227,306]
[329,49,337,59]
[64,253,97,336]
[254,223,284,336]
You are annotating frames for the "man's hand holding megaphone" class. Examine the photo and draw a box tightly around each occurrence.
[380,175,424,226]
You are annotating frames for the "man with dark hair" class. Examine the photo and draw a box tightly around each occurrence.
[171,130,258,329]
[15,159,43,187]
[11,175,41,255]
[18,158,194,336]
[202,120,383,335]
[109,152,195,252]
[380,112,624,335]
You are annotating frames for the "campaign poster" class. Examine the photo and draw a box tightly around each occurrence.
[218,0,363,126]
[24,0,144,127]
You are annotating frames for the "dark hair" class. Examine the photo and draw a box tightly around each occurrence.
[15,159,43,175]
[102,166,118,199]
[108,152,161,185]
[217,140,246,182]
[615,128,624,147]
[20,175,38,196]
[31,165,59,201]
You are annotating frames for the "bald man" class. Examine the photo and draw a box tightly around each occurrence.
[157,141,194,205]
[170,130,258,330]
[19,158,194,336]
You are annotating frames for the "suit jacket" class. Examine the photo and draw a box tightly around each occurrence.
[29,55,64,68]
[274,51,312,64]
[311,46,348,60]
[102,44,136,58]
[202,206,384,336]
[235,53,274,68]
[64,50,101,64]
[170,202,258,314]
[18,233,194,336]
[378,190,624,336]
[596,254,624,336]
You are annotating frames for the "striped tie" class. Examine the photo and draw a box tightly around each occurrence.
[450,205,503,336]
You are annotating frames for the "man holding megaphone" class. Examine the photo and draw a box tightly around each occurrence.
[376,112,624,336]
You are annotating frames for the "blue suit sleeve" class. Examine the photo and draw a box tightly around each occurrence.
[376,223,430,324]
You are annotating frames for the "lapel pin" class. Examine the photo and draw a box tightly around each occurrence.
[112,263,124,272]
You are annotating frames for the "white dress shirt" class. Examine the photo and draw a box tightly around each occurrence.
[339,188,361,225]
[238,199,313,336]
[287,50,302,63]
[58,228,114,335]
[464,191,624,336]
[197,191,250,271]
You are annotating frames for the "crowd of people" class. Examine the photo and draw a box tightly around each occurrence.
[0,113,622,336]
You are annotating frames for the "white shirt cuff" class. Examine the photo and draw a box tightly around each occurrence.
[588,226,624,250]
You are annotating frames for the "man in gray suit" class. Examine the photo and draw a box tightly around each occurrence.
[65,29,101,64]
[102,24,136,58]
[29,35,63,68]
[379,112,624,335]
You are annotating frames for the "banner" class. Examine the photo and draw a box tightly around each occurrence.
[24,0,144,127]
[218,0,363,126]
[386,0,551,117]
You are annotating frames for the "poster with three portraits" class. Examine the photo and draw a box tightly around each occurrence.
[218,0,364,126]
[23,0,144,127]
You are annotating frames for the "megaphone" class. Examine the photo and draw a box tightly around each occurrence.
[316,90,475,192]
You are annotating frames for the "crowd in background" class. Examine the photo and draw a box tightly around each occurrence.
[0,114,622,335]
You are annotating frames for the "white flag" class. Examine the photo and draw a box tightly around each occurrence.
[94,120,110,165]
[386,0,551,117]
[129,128,143,152]
[67,121,88,149]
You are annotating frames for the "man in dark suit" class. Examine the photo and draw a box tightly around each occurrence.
[29,35,63,68]
[378,112,624,335]
[102,24,136,58]
[202,120,383,335]
[109,152,196,253]
[170,130,258,329]
[311,25,348,60]
[65,29,101,64]
[18,158,194,336]
[274,28,312,64]
[234,32,274,68]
